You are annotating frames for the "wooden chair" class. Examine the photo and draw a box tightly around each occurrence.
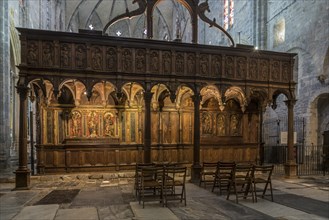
[226,163,254,203]
[134,163,155,197]
[163,166,187,206]
[252,165,274,202]
[199,162,218,188]
[212,161,235,195]
[139,166,164,208]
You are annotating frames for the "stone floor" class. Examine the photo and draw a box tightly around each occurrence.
[0,172,328,220]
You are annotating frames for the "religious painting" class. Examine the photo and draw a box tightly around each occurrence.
[75,44,87,69]
[202,112,213,134]
[70,110,82,137]
[87,111,98,137]
[104,112,115,137]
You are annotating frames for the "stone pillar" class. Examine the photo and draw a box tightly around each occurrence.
[143,91,153,163]
[14,85,31,190]
[0,0,11,170]
[284,99,297,178]
[191,94,201,182]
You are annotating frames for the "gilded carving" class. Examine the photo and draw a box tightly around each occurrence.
[225,56,234,78]
[27,41,38,66]
[249,59,258,80]
[91,46,103,70]
[176,53,184,74]
[135,49,146,72]
[217,114,226,136]
[260,59,269,81]
[200,54,209,76]
[271,61,280,81]
[236,57,246,79]
[71,110,82,137]
[212,55,221,77]
[75,44,86,69]
[60,44,71,68]
[187,54,195,74]
[106,47,117,71]
[122,49,132,72]
[230,114,240,136]
[202,112,212,134]
[42,42,54,67]
[163,52,171,73]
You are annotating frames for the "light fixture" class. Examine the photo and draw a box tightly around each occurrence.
[116,31,122,36]
[88,24,94,30]
[254,46,258,50]
[143,29,147,35]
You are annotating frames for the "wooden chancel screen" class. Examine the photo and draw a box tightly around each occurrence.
[14,0,297,189]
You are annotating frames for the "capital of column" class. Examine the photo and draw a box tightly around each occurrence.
[16,85,30,99]
[284,99,297,108]
[143,92,153,103]
[191,94,201,103]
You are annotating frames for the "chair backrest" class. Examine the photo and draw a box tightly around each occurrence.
[164,166,187,184]
[202,162,218,172]
[233,164,254,181]
[140,166,163,182]
[217,161,236,176]
[252,165,274,181]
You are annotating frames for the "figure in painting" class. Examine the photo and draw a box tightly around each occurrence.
[88,111,98,137]
[71,111,81,137]
[104,113,114,137]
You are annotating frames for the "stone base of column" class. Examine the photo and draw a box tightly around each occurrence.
[190,163,202,183]
[284,160,298,178]
[14,169,31,190]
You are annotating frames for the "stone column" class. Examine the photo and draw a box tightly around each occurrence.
[143,92,153,163]
[15,85,31,189]
[0,0,11,170]
[191,94,201,182]
[284,99,297,178]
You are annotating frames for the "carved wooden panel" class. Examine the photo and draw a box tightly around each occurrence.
[75,44,87,69]
[187,53,195,75]
[105,47,117,71]
[175,52,185,75]
[248,58,258,80]
[122,48,133,72]
[91,45,103,70]
[150,50,160,73]
[27,40,39,66]
[200,54,210,76]
[162,51,171,74]
[135,49,146,73]
[42,41,54,67]
[236,57,247,79]
[60,43,72,68]
[271,60,281,81]
[259,59,269,81]
[224,56,234,78]
[211,55,222,77]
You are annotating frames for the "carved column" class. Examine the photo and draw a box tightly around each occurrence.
[284,99,297,178]
[191,94,202,182]
[15,85,31,190]
[144,92,153,163]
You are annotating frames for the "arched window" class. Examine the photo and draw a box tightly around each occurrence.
[224,0,234,30]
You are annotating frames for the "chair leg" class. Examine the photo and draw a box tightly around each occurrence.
[253,182,258,202]
[269,182,274,202]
